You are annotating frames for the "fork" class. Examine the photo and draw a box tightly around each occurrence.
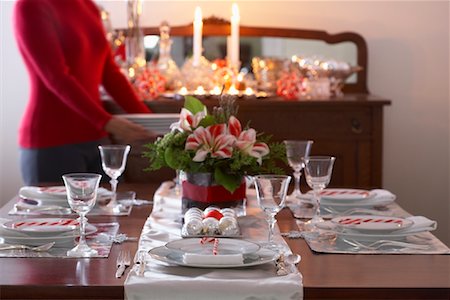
[343,239,430,251]
[115,250,131,278]
[0,242,55,252]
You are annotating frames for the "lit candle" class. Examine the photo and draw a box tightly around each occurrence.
[244,87,254,96]
[195,86,206,95]
[210,86,222,95]
[193,6,203,66]
[178,86,188,95]
[228,85,239,95]
[230,3,240,69]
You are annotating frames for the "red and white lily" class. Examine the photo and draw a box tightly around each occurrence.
[185,124,236,162]
[228,116,270,164]
[170,108,206,132]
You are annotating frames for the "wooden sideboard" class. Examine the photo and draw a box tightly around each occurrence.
[104,94,390,189]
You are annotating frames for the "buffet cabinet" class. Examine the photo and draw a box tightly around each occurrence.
[104,94,390,189]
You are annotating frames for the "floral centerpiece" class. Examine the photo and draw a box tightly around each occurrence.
[143,95,285,210]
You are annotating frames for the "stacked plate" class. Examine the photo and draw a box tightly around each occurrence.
[149,238,279,268]
[18,186,112,210]
[0,218,96,247]
[314,188,396,212]
[321,215,437,241]
[118,113,180,135]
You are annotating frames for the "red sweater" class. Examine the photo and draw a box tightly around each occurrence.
[13,0,151,148]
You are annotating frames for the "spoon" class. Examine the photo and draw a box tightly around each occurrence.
[0,242,55,252]
[285,253,301,265]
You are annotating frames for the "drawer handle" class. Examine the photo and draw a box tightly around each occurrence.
[351,118,363,134]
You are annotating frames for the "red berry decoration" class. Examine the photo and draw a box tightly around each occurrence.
[204,210,224,220]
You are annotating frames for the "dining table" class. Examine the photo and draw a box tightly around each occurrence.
[0,182,448,300]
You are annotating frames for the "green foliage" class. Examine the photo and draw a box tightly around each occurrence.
[143,96,288,192]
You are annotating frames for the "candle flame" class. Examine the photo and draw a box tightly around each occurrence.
[232,3,240,20]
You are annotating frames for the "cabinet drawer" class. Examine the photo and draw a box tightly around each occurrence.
[239,107,373,140]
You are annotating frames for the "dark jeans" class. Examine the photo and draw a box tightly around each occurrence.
[20,138,110,185]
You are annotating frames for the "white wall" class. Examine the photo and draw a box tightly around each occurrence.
[1,1,449,244]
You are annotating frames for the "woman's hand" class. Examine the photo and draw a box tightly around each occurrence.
[104,116,156,144]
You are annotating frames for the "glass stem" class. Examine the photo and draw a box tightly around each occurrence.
[293,170,302,196]
[267,214,277,244]
[110,178,118,205]
[313,188,321,219]
[78,213,87,247]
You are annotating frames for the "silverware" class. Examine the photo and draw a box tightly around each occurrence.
[115,250,131,278]
[112,234,138,244]
[133,250,147,276]
[342,239,430,251]
[0,242,55,252]
[322,206,391,217]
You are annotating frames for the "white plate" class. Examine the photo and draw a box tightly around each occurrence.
[19,186,112,206]
[149,246,278,268]
[316,220,435,242]
[319,189,375,203]
[2,218,79,235]
[165,238,260,255]
[37,186,67,197]
[331,215,414,234]
[0,223,97,246]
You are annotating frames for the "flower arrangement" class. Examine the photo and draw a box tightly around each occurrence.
[143,96,286,193]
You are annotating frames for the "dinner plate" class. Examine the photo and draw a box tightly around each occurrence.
[331,215,414,234]
[2,218,79,235]
[165,238,260,255]
[149,246,279,268]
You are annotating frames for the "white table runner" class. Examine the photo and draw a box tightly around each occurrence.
[125,182,303,300]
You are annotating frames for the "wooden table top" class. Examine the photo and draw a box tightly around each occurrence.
[0,183,448,300]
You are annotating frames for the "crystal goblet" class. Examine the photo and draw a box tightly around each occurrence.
[283,140,313,204]
[254,175,291,251]
[63,173,101,257]
[98,145,131,210]
[303,156,336,225]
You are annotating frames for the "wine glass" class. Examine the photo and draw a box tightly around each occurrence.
[303,156,336,225]
[98,145,131,209]
[254,175,291,251]
[283,140,313,203]
[63,173,102,257]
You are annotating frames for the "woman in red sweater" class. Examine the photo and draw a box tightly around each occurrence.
[13,0,154,185]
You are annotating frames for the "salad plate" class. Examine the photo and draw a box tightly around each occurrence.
[165,238,260,255]
[149,246,278,268]
[319,188,375,203]
[331,215,414,234]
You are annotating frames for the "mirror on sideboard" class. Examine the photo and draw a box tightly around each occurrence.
[117,17,369,94]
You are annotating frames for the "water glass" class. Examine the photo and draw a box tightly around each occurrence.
[63,173,101,257]
[98,145,131,209]
[303,156,336,225]
[283,140,313,201]
[254,175,291,251]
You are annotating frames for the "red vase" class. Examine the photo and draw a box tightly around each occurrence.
[181,172,246,214]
